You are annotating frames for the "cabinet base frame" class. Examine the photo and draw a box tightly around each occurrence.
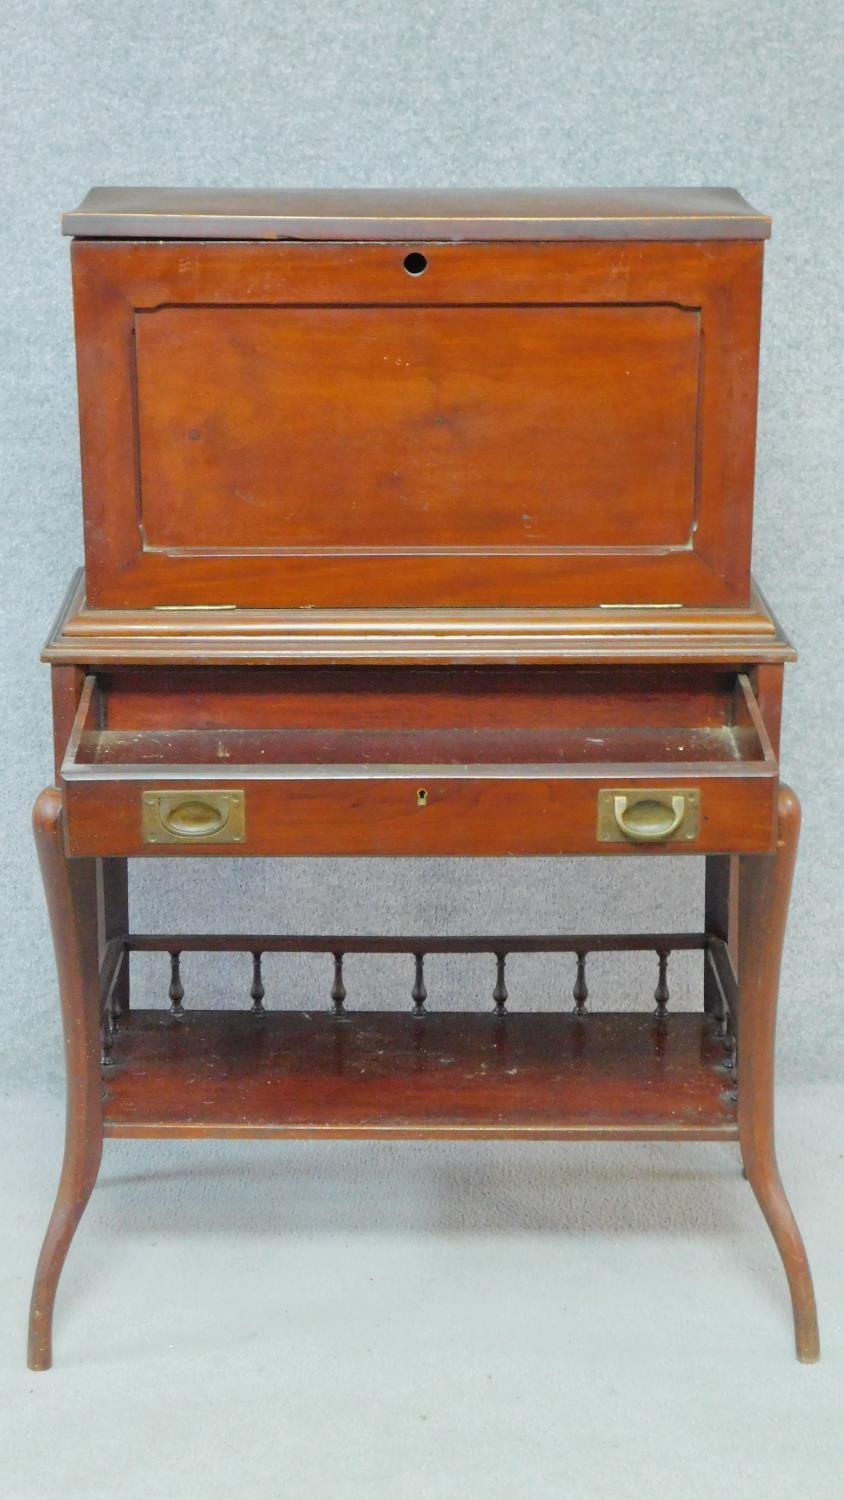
[28,785,819,1369]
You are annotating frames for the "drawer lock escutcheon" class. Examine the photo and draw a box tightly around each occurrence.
[597,788,699,844]
[142,790,245,844]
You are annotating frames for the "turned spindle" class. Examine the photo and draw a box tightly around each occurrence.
[412,952,427,1015]
[654,948,670,1019]
[572,950,589,1015]
[168,950,185,1018]
[100,1010,115,1069]
[725,1015,738,1074]
[331,952,347,1015]
[250,951,265,1014]
[493,952,508,1016]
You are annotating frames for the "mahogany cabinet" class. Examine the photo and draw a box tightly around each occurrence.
[65,186,765,611]
[29,188,818,1369]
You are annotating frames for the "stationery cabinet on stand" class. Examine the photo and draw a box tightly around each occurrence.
[29,187,818,1368]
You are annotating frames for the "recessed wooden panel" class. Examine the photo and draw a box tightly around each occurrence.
[135,304,700,555]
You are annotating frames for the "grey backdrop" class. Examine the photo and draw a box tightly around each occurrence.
[1,0,841,1089]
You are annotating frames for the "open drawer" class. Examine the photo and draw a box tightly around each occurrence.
[60,667,778,857]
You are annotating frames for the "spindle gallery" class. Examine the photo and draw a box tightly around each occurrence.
[29,187,817,1369]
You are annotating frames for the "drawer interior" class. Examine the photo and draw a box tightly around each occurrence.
[63,667,776,779]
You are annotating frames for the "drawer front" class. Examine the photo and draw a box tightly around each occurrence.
[72,238,761,611]
[59,667,778,858]
[62,772,776,858]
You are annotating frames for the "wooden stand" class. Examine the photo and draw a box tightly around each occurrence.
[28,783,818,1369]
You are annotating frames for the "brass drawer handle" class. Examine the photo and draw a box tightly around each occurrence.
[162,798,229,838]
[142,790,245,844]
[614,794,684,842]
[596,788,699,843]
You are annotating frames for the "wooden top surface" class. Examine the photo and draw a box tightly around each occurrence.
[62,186,770,241]
[43,572,795,667]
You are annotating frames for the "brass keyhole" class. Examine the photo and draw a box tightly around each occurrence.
[416,788,428,807]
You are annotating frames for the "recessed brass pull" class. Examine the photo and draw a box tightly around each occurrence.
[142,790,245,844]
[597,788,699,844]
[162,799,228,838]
[614,794,684,841]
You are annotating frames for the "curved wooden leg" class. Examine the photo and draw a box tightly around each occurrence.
[738,785,819,1362]
[28,789,103,1371]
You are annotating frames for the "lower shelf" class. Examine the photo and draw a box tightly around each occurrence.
[103,1010,737,1142]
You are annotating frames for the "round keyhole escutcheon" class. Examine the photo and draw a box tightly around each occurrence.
[403,251,428,276]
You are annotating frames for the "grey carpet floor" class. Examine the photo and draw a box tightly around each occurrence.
[1,1081,841,1498]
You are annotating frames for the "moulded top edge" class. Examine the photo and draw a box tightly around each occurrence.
[61,186,772,241]
[42,572,796,667]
